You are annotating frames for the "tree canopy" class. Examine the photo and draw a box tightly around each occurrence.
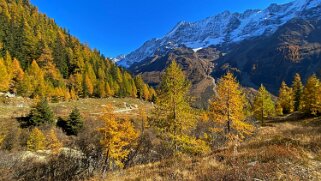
[0,0,153,101]
[253,84,275,125]
[209,72,254,140]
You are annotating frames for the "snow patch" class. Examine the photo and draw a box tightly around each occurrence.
[117,0,321,68]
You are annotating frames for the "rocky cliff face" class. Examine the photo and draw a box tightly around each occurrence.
[213,17,321,94]
[117,0,321,68]
[129,46,221,108]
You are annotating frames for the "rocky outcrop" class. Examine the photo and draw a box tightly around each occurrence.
[129,46,221,108]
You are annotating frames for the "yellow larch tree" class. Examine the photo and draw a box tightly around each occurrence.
[98,81,106,98]
[105,82,114,97]
[300,75,321,115]
[277,81,294,114]
[152,61,209,155]
[209,72,254,140]
[0,58,10,92]
[70,87,77,100]
[83,74,94,97]
[10,58,24,93]
[142,84,150,101]
[28,60,47,98]
[98,104,138,174]
[27,127,46,151]
[47,129,63,154]
[253,84,275,125]
[153,60,195,135]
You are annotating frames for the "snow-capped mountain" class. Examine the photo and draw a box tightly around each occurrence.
[111,54,126,63]
[117,0,321,68]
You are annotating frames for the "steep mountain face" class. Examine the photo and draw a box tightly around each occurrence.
[129,46,221,108]
[116,0,321,100]
[118,0,321,68]
[213,17,321,94]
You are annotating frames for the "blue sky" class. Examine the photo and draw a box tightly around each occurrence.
[30,0,293,57]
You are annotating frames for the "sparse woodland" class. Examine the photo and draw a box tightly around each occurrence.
[2,58,321,180]
[1,0,321,181]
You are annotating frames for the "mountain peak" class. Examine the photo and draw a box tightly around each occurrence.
[117,0,321,68]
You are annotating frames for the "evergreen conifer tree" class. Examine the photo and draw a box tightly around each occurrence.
[292,73,304,111]
[25,98,55,127]
[63,107,84,136]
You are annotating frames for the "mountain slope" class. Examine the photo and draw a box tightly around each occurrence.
[129,46,220,107]
[213,17,321,94]
[0,0,153,100]
[118,0,321,68]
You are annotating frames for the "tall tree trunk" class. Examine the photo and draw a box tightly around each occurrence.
[102,149,110,179]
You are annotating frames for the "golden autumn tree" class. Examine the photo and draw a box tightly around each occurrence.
[47,129,63,154]
[70,87,77,100]
[292,73,304,111]
[253,84,275,125]
[37,45,64,87]
[97,81,106,98]
[130,80,138,98]
[83,74,94,97]
[69,73,83,96]
[26,60,47,98]
[142,84,150,101]
[0,58,10,92]
[300,75,321,115]
[152,61,209,155]
[105,82,114,97]
[277,81,294,114]
[63,89,71,101]
[209,72,254,140]
[10,58,24,93]
[275,102,284,116]
[148,87,157,102]
[153,61,195,134]
[98,104,138,174]
[27,127,46,151]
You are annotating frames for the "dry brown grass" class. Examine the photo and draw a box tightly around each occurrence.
[0,97,153,120]
[100,116,321,181]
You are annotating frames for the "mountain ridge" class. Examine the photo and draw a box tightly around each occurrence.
[117,0,321,68]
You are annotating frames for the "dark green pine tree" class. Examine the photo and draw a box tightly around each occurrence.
[292,73,304,111]
[135,75,145,99]
[16,17,37,68]
[25,99,55,127]
[65,107,84,136]
[53,31,68,78]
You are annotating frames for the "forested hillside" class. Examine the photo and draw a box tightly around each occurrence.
[0,0,155,101]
